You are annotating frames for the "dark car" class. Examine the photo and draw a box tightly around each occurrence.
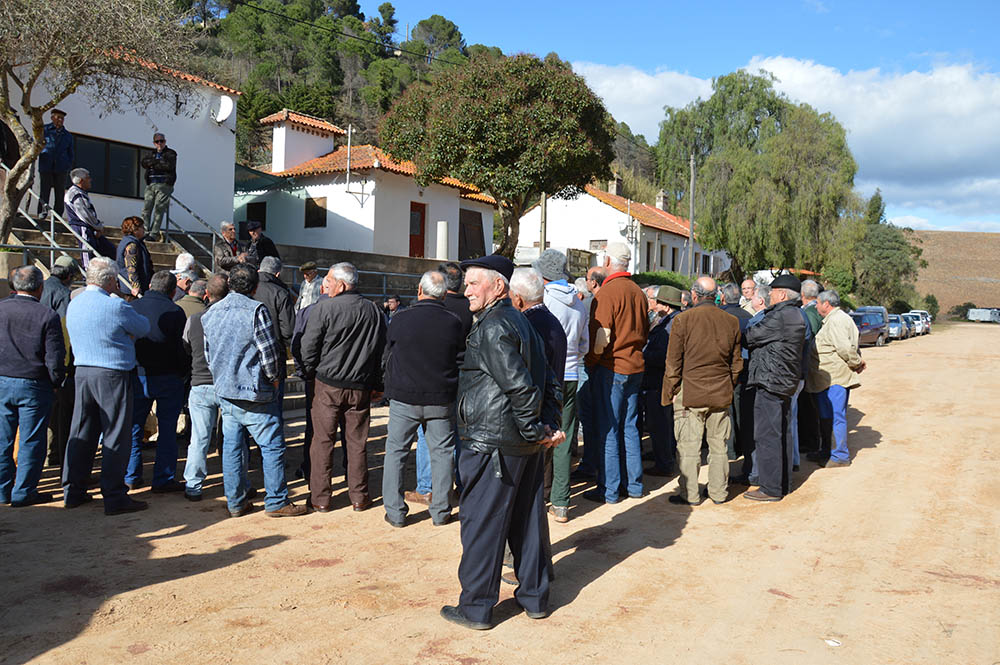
[850,312,888,346]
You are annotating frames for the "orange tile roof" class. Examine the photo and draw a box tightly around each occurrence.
[259,109,346,135]
[584,185,692,239]
[772,267,823,276]
[271,144,496,204]
[115,51,242,96]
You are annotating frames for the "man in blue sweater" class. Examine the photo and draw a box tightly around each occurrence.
[63,257,151,515]
[0,266,66,506]
[37,109,73,217]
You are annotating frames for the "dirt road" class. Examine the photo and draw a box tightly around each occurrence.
[1,323,998,664]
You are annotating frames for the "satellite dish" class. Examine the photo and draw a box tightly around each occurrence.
[214,95,234,124]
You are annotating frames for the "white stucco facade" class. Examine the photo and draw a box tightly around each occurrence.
[233,170,494,260]
[6,75,237,232]
[519,190,730,275]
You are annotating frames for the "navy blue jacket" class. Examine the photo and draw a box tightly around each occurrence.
[382,298,464,405]
[0,294,66,385]
[523,304,567,386]
[642,311,677,390]
[38,123,74,173]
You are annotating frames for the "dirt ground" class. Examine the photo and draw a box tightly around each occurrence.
[1,322,998,665]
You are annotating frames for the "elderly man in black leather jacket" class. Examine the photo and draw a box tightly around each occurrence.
[440,255,564,631]
[742,274,806,502]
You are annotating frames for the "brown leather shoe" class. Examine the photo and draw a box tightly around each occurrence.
[307,497,332,513]
[352,497,373,512]
[404,490,431,505]
[267,502,308,517]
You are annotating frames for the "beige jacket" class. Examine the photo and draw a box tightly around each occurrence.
[807,307,863,393]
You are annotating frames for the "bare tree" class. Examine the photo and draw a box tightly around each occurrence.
[0,0,197,242]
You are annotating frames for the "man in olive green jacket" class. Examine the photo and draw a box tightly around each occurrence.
[806,290,866,467]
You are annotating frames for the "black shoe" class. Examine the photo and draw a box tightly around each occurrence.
[581,489,619,504]
[384,513,406,528]
[432,513,453,527]
[105,498,149,516]
[569,468,596,481]
[806,451,829,464]
[668,494,703,506]
[440,605,491,630]
[64,493,94,509]
[184,492,202,502]
[517,602,549,620]
[11,492,55,507]
[792,464,800,472]
[152,479,185,493]
[126,480,146,491]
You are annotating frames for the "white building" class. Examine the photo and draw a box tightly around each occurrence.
[518,181,730,276]
[232,110,495,261]
[4,69,239,231]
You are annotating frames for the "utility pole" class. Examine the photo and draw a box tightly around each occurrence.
[687,152,695,277]
[539,191,547,254]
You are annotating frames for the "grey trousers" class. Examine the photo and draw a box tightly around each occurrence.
[382,400,455,523]
[62,366,134,508]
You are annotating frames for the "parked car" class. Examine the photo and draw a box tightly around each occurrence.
[856,305,889,328]
[888,314,910,339]
[902,313,924,335]
[851,312,888,346]
[908,309,932,333]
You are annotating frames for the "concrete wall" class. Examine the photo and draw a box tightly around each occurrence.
[9,76,237,233]
[519,192,729,275]
[234,169,495,261]
[271,124,335,173]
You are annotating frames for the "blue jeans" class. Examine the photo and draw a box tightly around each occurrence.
[183,384,247,496]
[0,376,54,503]
[816,385,850,463]
[415,420,462,494]
[593,366,643,502]
[127,373,184,487]
[218,396,289,512]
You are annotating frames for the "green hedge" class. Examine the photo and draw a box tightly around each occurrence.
[630,271,694,290]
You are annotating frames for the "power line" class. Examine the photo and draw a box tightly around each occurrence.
[232,1,468,68]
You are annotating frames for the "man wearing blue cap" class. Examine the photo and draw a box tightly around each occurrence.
[440,255,564,630]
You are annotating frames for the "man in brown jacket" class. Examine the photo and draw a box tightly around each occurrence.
[663,276,743,505]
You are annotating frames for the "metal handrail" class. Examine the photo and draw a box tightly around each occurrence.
[0,162,131,289]
[165,213,215,274]
[167,194,227,273]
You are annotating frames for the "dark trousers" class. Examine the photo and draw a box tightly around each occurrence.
[310,381,370,506]
[301,379,315,474]
[62,366,134,509]
[797,390,820,452]
[753,388,793,497]
[47,372,75,467]
[643,387,675,472]
[38,170,67,216]
[740,385,757,479]
[457,448,551,624]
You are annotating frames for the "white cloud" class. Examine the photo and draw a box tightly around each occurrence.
[574,56,1000,231]
[571,62,711,142]
[889,215,935,230]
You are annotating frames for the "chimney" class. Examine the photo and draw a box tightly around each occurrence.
[655,190,668,211]
[608,174,622,196]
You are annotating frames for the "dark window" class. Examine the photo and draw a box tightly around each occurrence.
[72,134,151,199]
[671,247,679,271]
[304,197,326,228]
[459,208,486,260]
[702,254,711,274]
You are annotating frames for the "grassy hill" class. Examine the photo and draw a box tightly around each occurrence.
[913,230,1000,313]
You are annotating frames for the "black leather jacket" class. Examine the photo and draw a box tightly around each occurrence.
[744,299,806,398]
[458,298,562,456]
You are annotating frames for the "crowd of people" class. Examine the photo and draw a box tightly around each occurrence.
[0,221,866,627]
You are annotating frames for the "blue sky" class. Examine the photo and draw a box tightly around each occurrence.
[367,2,1000,232]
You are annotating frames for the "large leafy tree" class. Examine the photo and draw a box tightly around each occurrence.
[854,189,925,306]
[379,53,615,258]
[0,0,196,242]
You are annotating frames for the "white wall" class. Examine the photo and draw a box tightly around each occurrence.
[234,169,495,261]
[10,76,236,233]
[272,124,335,173]
[519,192,729,275]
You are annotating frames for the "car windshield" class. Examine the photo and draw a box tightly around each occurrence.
[889,315,900,322]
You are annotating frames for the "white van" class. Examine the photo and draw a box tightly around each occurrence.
[907,310,932,334]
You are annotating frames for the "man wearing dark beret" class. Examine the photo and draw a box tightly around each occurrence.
[741,274,806,501]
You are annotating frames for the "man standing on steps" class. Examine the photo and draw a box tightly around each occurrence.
[663,277,742,506]
[201,264,306,518]
[36,109,73,218]
[214,222,249,274]
[64,168,106,268]
[246,221,280,265]
[140,133,177,242]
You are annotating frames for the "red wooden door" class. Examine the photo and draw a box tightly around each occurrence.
[409,202,426,258]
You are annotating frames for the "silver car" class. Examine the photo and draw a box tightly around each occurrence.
[888,314,911,339]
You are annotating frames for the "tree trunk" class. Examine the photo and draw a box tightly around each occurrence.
[0,155,35,244]
[495,204,522,259]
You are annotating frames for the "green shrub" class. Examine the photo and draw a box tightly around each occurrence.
[631,271,694,290]
[948,301,978,320]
